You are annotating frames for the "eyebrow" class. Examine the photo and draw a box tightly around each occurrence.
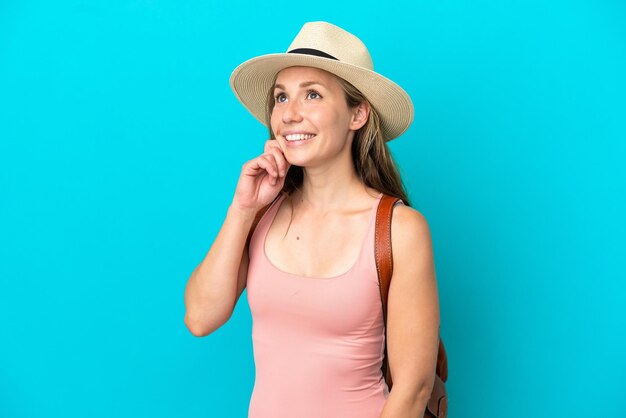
[273,81,327,90]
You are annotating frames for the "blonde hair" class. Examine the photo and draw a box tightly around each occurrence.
[264,70,412,207]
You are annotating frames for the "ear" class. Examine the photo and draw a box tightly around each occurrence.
[349,101,370,131]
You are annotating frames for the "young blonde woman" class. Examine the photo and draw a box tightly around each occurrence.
[184,21,441,418]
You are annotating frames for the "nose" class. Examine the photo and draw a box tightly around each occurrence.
[281,98,303,124]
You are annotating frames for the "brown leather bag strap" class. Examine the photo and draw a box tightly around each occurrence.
[374,194,449,392]
[374,194,400,390]
[375,195,397,325]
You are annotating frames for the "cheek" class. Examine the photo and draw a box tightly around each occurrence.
[307,109,334,128]
[317,111,348,133]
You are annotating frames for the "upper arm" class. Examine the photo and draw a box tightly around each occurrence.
[386,204,440,397]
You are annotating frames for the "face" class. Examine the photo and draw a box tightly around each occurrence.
[270,66,369,167]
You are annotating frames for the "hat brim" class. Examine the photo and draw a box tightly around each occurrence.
[229,53,414,142]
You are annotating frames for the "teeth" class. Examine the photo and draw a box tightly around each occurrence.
[284,133,316,141]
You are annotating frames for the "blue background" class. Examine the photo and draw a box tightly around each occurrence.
[1,1,625,417]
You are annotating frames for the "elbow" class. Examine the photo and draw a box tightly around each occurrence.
[389,377,435,411]
[416,384,435,405]
[184,312,226,337]
[414,375,436,405]
[184,313,209,337]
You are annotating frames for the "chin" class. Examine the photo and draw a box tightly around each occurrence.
[284,156,310,167]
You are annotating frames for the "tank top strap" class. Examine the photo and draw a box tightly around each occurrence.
[249,193,287,259]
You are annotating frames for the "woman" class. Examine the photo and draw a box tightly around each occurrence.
[184,21,441,418]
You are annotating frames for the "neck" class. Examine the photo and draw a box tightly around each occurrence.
[291,162,367,214]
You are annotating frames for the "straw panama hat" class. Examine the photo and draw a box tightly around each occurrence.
[229,21,414,142]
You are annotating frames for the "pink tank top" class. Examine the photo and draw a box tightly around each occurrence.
[246,191,395,418]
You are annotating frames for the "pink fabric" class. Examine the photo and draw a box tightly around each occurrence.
[246,191,391,418]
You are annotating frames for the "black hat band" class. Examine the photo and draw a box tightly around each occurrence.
[287,48,338,60]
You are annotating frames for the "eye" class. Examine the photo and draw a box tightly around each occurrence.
[274,92,287,103]
[306,89,322,100]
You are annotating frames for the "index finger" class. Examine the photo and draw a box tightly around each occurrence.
[263,138,281,154]
[263,138,290,175]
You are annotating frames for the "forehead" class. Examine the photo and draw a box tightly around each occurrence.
[274,66,340,87]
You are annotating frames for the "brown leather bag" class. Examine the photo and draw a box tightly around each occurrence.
[375,194,448,418]
[245,192,449,417]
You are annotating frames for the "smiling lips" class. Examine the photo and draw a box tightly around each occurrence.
[284,133,316,142]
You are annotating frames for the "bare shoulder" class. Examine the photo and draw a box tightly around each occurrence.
[388,202,436,287]
[390,203,433,252]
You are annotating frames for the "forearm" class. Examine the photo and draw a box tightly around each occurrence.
[184,205,256,330]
